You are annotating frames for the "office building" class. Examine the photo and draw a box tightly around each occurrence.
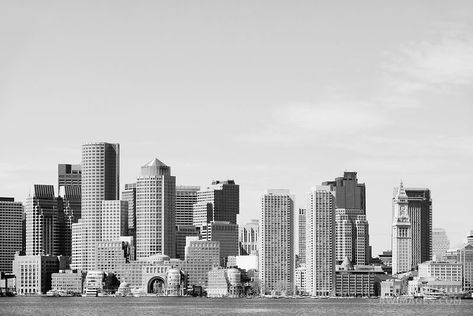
[324,172,370,265]
[259,189,295,295]
[175,225,199,259]
[184,237,220,287]
[95,239,133,273]
[0,197,23,273]
[296,209,306,265]
[405,187,432,266]
[72,142,119,271]
[136,158,176,259]
[306,185,336,297]
[432,228,450,261]
[391,182,412,275]
[239,219,259,255]
[193,180,239,228]
[176,186,199,226]
[58,164,81,189]
[25,185,63,256]
[201,221,239,266]
[51,270,83,294]
[418,260,462,281]
[101,200,128,241]
[13,253,60,294]
[458,237,473,292]
[334,257,380,297]
[122,183,136,238]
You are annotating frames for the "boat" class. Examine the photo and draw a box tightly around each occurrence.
[46,290,59,297]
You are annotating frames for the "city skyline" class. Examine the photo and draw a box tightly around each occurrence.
[1,0,473,256]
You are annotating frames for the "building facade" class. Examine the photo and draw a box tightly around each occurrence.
[392,182,412,275]
[184,237,220,287]
[201,221,238,266]
[122,183,136,242]
[13,253,59,294]
[175,225,200,259]
[176,186,199,226]
[58,164,81,189]
[101,200,128,241]
[72,142,120,271]
[51,270,83,294]
[306,185,335,297]
[432,228,450,261]
[0,197,23,273]
[259,189,295,295]
[136,158,176,259]
[193,180,239,228]
[239,219,258,255]
[296,209,306,265]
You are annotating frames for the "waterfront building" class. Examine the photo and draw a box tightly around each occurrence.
[184,237,220,287]
[306,185,335,297]
[458,242,473,292]
[84,270,105,293]
[72,142,119,271]
[0,197,23,273]
[116,260,147,289]
[51,270,83,294]
[239,219,259,255]
[95,238,133,273]
[334,257,381,297]
[296,209,306,265]
[432,228,450,261]
[58,164,81,189]
[101,200,128,241]
[12,253,59,294]
[176,186,199,226]
[259,189,295,295]
[141,255,187,296]
[136,158,176,259]
[418,260,462,281]
[122,183,136,244]
[193,180,239,228]
[391,182,412,275]
[175,225,199,259]
[295,264,306,295]
[25,185,63,256]
[408,277,462,296]
[201,221,238,266]
[207,267,229,297]
[380,279,403,297]
[404,187,432,266]
[323,172,369,265]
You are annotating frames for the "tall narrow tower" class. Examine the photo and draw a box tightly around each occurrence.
[71,142,119,271]
[136,158,176,259]
[392,182,412,275]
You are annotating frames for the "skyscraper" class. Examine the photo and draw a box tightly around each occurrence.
[0,197,23,273]
[200,221,239,266]
[259,189,294,295]
[176,186,199,226]
[136,158,176,259]
[25,185,62,256]
[392,182,412,275]
[101,200,128,241]
[58,164,81,189]
[324,172,370,265]
[432,228,450,261]
[405,188,432,266]
[71,142,119,271]
[306,185,335,297]
[239,219,259,255]
[193,180,239,228]
[296,209,306,265]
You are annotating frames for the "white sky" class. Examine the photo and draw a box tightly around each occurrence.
[1,1,472,255]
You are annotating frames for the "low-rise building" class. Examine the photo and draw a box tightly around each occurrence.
[295,264,306,295]
[51,270,83,294]
[84,270,104,293]
[207,267,228,297]
[408,277,463,296]
[334,257,383,297]
[12,253,59,295]
[380,279,403,297]
[418,261,462,282]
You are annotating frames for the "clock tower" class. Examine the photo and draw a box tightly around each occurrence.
[392,181,412,275]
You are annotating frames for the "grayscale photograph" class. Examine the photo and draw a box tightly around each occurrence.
[0,1,472,315]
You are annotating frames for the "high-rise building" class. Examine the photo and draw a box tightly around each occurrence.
[391,182,412,275]
[405,188,432,266]
[306,185,336,297]
[101,200,128,241]
[324,172,370,265]
[239,219,259,255]
[71,142,119,271]
[259,189,295,295]
[58,164,81,189]
[296,209,306,266]
[176,186,199,226]
[0,197,23,273]
[25,185,64,256]
[193,180,239,228]
[122,183,136,237]
[136,158,176,259]
[201,221,239,266]
[184,237,220,287]
[175,225,200,259]
[58,185,81,257]
[432,228,450,261]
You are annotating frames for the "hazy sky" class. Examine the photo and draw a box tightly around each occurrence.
[1,1,472,255]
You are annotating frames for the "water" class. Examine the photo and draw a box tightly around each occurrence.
[1,297,472,316]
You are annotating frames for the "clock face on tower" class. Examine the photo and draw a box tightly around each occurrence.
[400,205,406,215]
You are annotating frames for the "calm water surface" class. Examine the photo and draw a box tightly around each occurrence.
[1,297,472,316]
